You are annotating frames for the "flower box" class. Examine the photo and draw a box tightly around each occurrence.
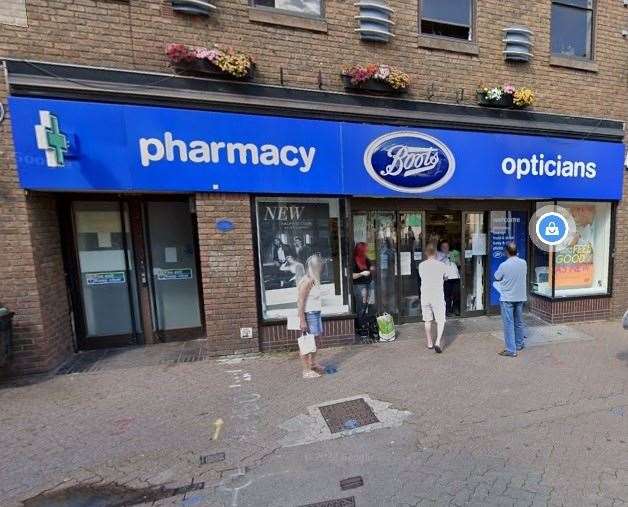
[166,43,255,81]
[476,91,514,108]
[174,59,255,81]
[341,74,407,95]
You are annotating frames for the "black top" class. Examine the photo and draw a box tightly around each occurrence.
[353,258,372,285]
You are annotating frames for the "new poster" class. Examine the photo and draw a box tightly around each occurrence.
[257,202,335,315]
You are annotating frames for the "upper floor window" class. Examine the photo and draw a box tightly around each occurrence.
[252,0,322,17]
[419,0,473,41]
[551,0,594,59]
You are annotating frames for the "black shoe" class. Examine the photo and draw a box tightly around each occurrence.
[434,344,443,354]
[497,350,517,357]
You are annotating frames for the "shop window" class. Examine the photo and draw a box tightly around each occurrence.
[531,201,611,298]
[252,0,322,17]
[551,0,594,59]
[255,197,349,320]
[419,0,473,41]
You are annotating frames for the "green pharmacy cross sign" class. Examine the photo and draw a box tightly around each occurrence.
[35,110,68,167]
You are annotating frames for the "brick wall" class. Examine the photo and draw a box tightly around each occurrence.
[529,295,612,324]
[0,79,73,376]
[0,1,625,119]
[195,193,259,354]
[260,316,355,352]
[612,177,628,318]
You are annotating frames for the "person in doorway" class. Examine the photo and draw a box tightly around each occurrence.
[353,242,375,339]
[419,243,448,353]
[494,242,527,357]
[298,254,325,378]
[438,240,461,316]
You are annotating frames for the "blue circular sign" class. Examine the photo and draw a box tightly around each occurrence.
[535,212,569,246]
[364,131,455,193]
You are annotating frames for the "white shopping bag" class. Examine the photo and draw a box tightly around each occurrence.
[297,333,317,355]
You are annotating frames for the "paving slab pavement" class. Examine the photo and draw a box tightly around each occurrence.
[1,316,627,506]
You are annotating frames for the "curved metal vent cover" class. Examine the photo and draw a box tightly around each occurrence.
[172,0,216,16]
[503,26,533,62]
[355,1,394,42]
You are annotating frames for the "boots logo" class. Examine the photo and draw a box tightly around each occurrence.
[35,111,69,167]
[363,131,455,193]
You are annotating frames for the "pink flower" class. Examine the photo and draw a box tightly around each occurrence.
[504,84,515,94]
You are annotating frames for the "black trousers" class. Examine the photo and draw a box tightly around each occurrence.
[444,279,460,315]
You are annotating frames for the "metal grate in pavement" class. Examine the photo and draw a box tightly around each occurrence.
[199,452,225,464]
[319,398,379,433]
[340,476,364,490]
[56,350,112,374]
[299,496,356,507]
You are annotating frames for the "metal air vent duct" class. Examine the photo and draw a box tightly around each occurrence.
[355,1,394,42]
[503,26,533,62]
[172,0,216,16]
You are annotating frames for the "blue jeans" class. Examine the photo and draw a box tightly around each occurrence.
[500,301,525,354]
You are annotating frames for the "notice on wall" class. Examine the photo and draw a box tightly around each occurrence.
[400,251,412,276]
[165,247,178,264]
[97,232,112,249]
[353,214,367,244]
[85,271,126,286]
[155,268,193,281]
[489,211,527,306]
[471,233,487,256]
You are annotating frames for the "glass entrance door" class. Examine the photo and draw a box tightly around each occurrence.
[352,211,425,323]
[73,201,141,348]
[461,212,488,315]
[69,198,203,349]
[145,201,202,340]
[398,212,423,322]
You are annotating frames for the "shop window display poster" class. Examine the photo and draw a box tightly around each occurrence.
[258,202,334,312]
[554,205,595,290]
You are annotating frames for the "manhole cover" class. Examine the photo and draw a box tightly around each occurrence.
[300,496,356,507]
[319,398,379,433]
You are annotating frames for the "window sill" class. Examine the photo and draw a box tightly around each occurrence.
[248,7,327,33]
[549,55,598,73]
[417,34,479,55]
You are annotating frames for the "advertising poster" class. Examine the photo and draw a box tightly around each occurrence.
[258,202,335,312]
[555,205,595,289]
[489,211,528,306]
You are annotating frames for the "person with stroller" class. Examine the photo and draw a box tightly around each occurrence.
[352,242,376,341]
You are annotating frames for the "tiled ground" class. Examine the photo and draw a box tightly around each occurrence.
[1,316,627,506]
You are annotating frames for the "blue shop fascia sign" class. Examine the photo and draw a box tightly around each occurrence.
[9,96,625,200]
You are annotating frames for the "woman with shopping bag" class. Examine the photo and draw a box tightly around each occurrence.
[297,254,325,379]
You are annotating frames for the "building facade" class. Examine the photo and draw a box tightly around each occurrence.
[0,0,626,376]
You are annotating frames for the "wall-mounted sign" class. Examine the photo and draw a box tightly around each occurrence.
[489,211,528,306]
[155,268,193,281]
[85,271,126,286]
[8,96,625,200]
[216,219,234,233]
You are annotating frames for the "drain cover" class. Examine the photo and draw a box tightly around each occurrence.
[340,476,364,490]
[300,496,356,507]
[200,452,225,464]
[319,398,379,433]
